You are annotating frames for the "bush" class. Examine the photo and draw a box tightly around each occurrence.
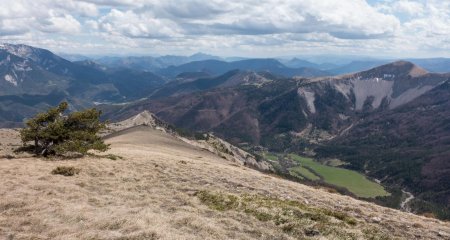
[19,102,109,157]
[51,166,81,176]
[104,154,123,160]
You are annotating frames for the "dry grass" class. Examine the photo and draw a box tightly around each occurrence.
[0,126,449,239]
[0,129,22,156]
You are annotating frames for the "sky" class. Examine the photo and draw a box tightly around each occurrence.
[0,0,449,58]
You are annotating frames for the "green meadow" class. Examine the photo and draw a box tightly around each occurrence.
[279,154,389,198]
[289,166,320,181]
[265,153,279,161]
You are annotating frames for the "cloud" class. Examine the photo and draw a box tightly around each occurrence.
[0,0,90,36]
[55,1,99,17]
[153,0,234,19]
[86,0,400,41]
[0,21,29,36]
[377,0,424,16]
[0,0,449,57]
[37,14,82,34]
[79,0,145,7]
[95,9,181,38]
[394,1,424,16]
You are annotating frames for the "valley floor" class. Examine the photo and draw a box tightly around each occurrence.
[0,127,449,239]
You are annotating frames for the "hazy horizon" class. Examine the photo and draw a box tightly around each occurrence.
[53,51,450,66]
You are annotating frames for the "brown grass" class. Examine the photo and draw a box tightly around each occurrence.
[0,127,449,239]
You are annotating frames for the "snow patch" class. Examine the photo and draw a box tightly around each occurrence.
[0,55,10,66]
[383,74,395,79]
[7,44,35,60]
[338,114,350,120]
[4,74,17,86]
[13,60,32,71]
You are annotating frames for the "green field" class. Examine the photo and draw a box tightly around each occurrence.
[288,154,390,198]
[265,153,279,161]
[289,166,320,180]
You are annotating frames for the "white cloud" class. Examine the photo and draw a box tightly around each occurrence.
[55,1,99,17]
[79,0,401,47]
[0,0,88,36]
[395,1,424,16]
[378,0,424,16]
[78,0,143,7]
[95,9,181,38]
[37,13,82,33]
[0,0,449,57]
[131,0,400,39]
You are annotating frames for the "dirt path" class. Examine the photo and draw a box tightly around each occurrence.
[400,190,415,212]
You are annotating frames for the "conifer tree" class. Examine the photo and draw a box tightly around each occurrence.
[20,102,109,156]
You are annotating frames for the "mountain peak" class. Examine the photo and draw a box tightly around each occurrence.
[190,52,210,57]
[357,60,428,80]
[393,60,428,77]
[107,110,167,133]
[0,43,65,64]
[188,52,221,61]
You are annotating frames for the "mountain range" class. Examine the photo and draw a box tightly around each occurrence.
[0,44,329,127]
[156,59,330,78]
[0,44,168,126]
[95,53,450,75]
[95,52,222,72]
[1,43,450,220]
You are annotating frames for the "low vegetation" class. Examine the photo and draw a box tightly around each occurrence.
[197,190,395,239]
[103,154,124,161]
[265,153,278,161]
[51,166,81,176]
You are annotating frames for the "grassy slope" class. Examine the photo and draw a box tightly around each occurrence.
[1,127,449,239]
[288,154,389,198]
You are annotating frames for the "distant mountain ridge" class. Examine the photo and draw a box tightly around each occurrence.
[150,70,278,99]
[281,57,338,70]
[157,58,330,78]
[328,58,450,75]
[109,61,448,142]
[96,52,222,72]
[0,43,328,127]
